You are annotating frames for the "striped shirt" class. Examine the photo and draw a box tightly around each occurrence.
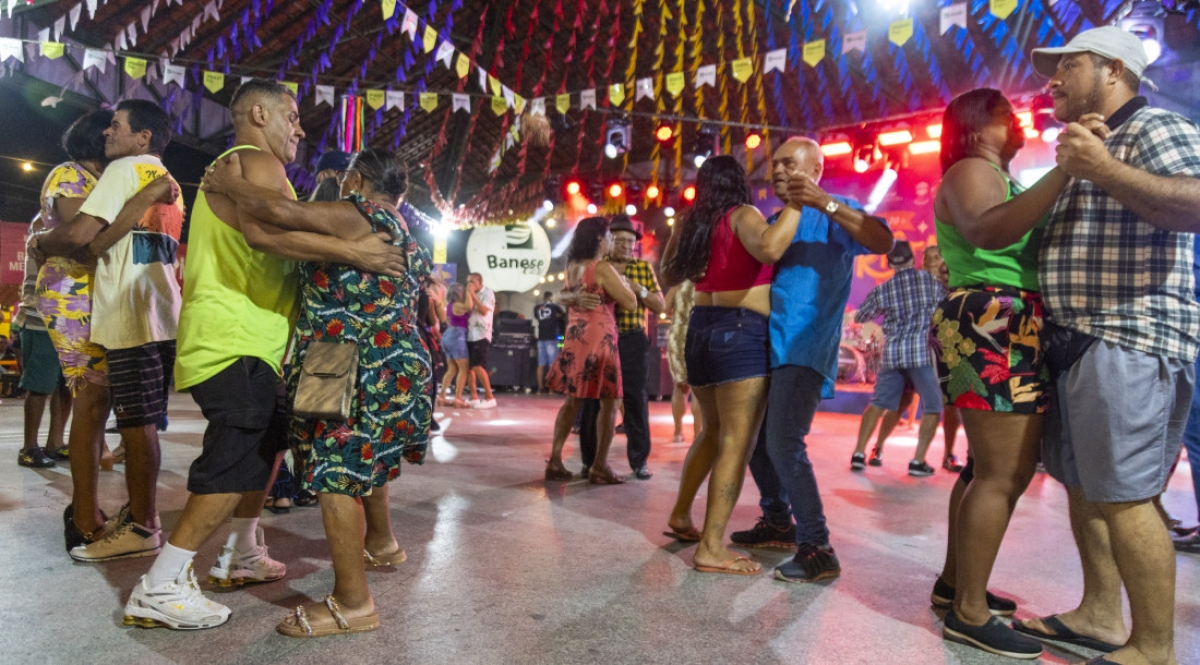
[1040,100,1200,362]
[615,258,660,333]
[855,266,945,370]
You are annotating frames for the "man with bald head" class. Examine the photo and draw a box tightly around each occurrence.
[730,137,893,582]
[123,79,407,631]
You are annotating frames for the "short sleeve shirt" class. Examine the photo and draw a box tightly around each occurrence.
[80,154,185,350]
[853,266,945,370]
[769,196,882,398]
[535,302,566,340]
[1040,101,1200,362]
[468,286,496,342]
[616,259,660,333]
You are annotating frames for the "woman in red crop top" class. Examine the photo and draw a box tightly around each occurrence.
[659,156,801,575]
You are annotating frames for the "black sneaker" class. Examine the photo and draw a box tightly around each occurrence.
[430,419,441,432]
[908,460,935,477]
[868,451,883,467]
[930,576,1018,617]
[850,452,866,471]
[18,447,56,469]
[45,447,69,461]
[731,518,796,549]
[63,504,109,552]
[943,609,1042,659]
[634,466,652,480]
[774,543,840,582]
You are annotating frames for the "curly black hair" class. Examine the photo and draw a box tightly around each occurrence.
[662,155,753,285]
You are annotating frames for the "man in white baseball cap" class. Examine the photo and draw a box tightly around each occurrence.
[1003,25,1200,665]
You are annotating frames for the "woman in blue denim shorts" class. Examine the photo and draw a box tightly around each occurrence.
[660,156,802,575]
[440,283,471,408]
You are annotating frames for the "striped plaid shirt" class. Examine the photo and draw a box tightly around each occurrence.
[615,258,660,333]
[1040,101,1200,362]
[854,266,945,370]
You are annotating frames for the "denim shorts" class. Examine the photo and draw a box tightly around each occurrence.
[443,326,468,360]
[871,366,943,414]
[537,339,560,366]
[684,306,770,388]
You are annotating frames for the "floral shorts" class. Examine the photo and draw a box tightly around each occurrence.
[932,286,1050,414]
[36,257,108,394]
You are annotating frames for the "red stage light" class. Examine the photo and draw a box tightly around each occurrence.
[656,124,674,143]
[908,140,941,155]
[608,183,624,198]
[1016,111,1033,127]
[820,142,853,157]
[682,185,696,202]
[1024,127,1040,140]
[646,184,661,199]
[745,133,762,150]
[925,123,942,139]
[877,130,914,146]
[566,180,581,196]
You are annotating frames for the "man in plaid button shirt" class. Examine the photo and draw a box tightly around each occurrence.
[1009,28,1200,665]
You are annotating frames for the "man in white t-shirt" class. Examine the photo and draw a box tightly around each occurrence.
[466,272,497,408]
[40,99,183,563]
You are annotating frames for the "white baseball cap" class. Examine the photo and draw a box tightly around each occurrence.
[1031,26,1150,79]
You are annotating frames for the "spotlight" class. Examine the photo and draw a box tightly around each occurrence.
[689,125,719,169]
[1120,0,1166,64]
[666,217,675,226]
[908,140,940,155]
[877,129,913,146]
[682,185,696,203]
[605,119,631,159]
[545,218,557,228]
[853,147,873,174]
[22,162,34,172]
[625,204,637,215]
[604,143,620,159]
[693,154,707,169]
[820,141,853,157]
[655,123,674,143]
[586,203,598,214]
[925,123,942,139]
[542,199,554,211]
[663,206,676,217]
[745,133,762,150]
[646,184,661,200]
[608,183,624,199]
[566,180,582,196]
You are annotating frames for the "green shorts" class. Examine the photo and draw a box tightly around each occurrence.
[18,327,64,395]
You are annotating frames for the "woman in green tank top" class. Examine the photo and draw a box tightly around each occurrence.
[928,88,1099,658]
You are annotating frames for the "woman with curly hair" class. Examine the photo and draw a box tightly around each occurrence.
[544,216,637,484]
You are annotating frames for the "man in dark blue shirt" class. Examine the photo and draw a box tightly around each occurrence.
[534,291,566,393]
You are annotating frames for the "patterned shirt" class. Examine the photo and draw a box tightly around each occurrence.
[1040,99,1200,362]
[855,266,945,370]
[615,258,660,333]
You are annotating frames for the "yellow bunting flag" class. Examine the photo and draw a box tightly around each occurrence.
[989,0,1017,19]
[455,53,470,79]
[365,89,385,110]
[124,56,147,80]
[40,42,64,59]
[802,40,825,68]
[514,95,526,114]
[488,75,501,96]
[423,26,438,54]
[419,92,438,112]
[889,19,913,47]
[433,237,447,264]
[666,71,684,97]
[491,96,507,116]
[731,57,753,82]
[556,93,570,114]
[280,81,298,95]
[381,0,396,20]
[203,71,225,94]
[608,83,625,106]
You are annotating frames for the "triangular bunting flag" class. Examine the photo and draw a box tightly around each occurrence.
[530,98,546,116]
[126,23,138,48]
[203,70,225,94]
[455,53,470,79]
[382,0,396,20]
[315,85,335,107]
[203,1,219,22]
[802,40,825,68]
[401,9,418,40]
[488,75,501,96]
[240,76,253,87]
[141,6,152,33]
[842,30,867,54]
[731,57,753,82]
[82,48,107,72]
[608,83,625,106]
[365,89,385,110]
[488,148,502,173]
[37,27,50,44]
[385,90,404,111]
[666,72,684,96]
[940,3,967,34]
[124,56,147,79]
[513,95,525,115]
[85,0,98,20]
[280,81,298,96]
[162,63,186,86]
[477,67,487,92]
[69,4,82,31]
[40,42,65,60]
[419,92,438,112]
[435,41,455,69]
[555,93,570,115]
[764,47,787,73]
[580,88,595,110]
[422,26,438,54]
[114,29,127,53]
[888,19,913,47]
[694,64,716,88]
[452,93,469,113]
[0,38,23,63]
[54,16,66,41]
[990,0,1017,19]
[501,85,514,108]
[491,96,507,116]
[635,77,653,101]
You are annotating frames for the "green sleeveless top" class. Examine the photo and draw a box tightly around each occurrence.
[935,162,1044,291]
[175,145,300,390]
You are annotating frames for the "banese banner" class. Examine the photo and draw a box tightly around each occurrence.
[465,223,551,293]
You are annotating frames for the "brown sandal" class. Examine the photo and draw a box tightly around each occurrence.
[544,461,573,482]
[588,467,626,485]
[364,547,407,567]
[277,594,379,638]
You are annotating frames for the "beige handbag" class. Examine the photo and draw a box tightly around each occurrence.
[293,341,359,420]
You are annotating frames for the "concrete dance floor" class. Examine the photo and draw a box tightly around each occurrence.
[2,392,1197,664]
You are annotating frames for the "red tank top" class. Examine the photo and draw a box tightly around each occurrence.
[694,206,774,292]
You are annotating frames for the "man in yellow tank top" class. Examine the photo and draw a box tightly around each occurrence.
[122,79,408,631]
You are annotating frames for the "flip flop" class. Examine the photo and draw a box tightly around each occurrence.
[364,548,407,567]
[662,526,702,542]
[1011,615,1120,653]
[277,594,379,638]
[694,556,761,576]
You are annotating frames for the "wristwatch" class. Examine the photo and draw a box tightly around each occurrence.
[637,284,649,299]
[824,199,840,216]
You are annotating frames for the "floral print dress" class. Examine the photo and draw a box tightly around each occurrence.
[34,162,108,393]
[546,260,622,399]
[288,194,433,496]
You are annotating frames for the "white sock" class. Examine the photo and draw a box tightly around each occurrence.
[227,517,259,553]
[145,543,196,588]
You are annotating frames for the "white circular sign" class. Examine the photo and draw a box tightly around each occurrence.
[465,223,552,293]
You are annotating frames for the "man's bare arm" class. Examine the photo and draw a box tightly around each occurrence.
[89,176,180,256]
[41,211,105,256]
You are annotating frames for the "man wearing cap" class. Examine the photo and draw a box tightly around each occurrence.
[1007,27,1200,665]
[577,215,665,480]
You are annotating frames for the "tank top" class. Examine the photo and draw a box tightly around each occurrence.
[175,145,300,390]
[694,206,774,293]
[935,162,1044,292]
[447,302,470,328]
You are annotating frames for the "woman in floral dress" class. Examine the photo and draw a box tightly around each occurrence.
[545,217,637,484]
[203,147,430,638]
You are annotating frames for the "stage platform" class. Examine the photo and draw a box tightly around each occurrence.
[2,392,1197,665]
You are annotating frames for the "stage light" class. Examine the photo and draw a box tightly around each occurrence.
[877,130,913,146]
[1034,108,1061,143]
[666,218,675,226]
[542,199,554,211]
[605,120,630,159]
[566,180,581,196]
[545,218,557,228]
[908,140,940,155]
[646,184,661,199]
[558,272,566,280]
[625,204,637,215]
[1024,127,1040,140]
[926,123,942,139]
[682,186,696,202]
[1016,111,1033,128]
[693,154,706,168]
[1121,0,1166,64]
[1040,126,1061,143]
[22,162,34,172]
[745,133,762,150]
[604,144,619,159]
[820,141,853,157]
[690,126,719,169]
[655,123,674,143]
[853,143,876,173]
[663,206,676,217]
[608,183,623,198]
[533,289,540,296]
[586,203,598,214]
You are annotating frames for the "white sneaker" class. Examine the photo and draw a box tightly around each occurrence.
[70,511,161,562]
[124,562,231,630]
[207,526,286,587]
[473,398,497,409]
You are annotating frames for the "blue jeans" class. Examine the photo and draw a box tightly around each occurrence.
[749,424,792,527]
[765,365,830,547]
[1183,357,1200,521]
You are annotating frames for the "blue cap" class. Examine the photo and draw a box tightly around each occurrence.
[315,150,352,174]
